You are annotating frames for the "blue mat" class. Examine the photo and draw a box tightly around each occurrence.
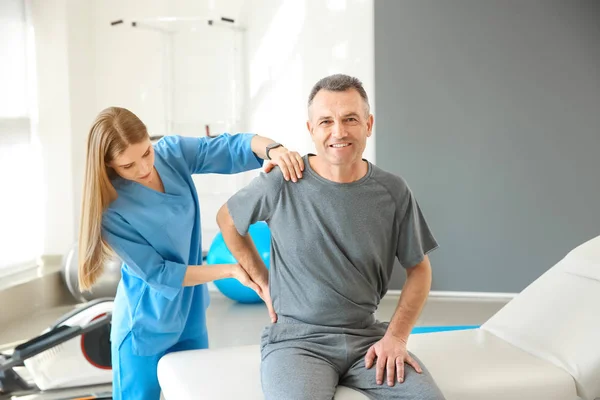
[411,325,479,334]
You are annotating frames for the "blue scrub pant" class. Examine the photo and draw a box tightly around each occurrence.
[111,332,208,400]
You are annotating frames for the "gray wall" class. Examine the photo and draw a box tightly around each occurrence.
[376,0,600,293]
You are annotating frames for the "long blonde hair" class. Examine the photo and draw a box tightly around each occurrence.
[78,107,149,291]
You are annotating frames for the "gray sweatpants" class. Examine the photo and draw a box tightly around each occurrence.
[260,316,446,400]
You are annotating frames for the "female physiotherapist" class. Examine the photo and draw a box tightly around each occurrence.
[77,107,303,400]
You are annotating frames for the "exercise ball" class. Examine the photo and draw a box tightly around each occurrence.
[206,222,271,304]
[62,242,122,303]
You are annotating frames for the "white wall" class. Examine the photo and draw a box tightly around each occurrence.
[31,0,75,257]
[66,0,96,243]
[31,0,374,257]
[241,0,375,163]
[28,0,98,258]
[92,0,168,134]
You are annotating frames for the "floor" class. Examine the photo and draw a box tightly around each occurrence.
[0,305,77,351]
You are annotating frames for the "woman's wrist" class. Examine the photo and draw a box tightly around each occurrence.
[207,263,236,280]
[266,145,287,160]
[223,263,236,279]
[250,134,283,160]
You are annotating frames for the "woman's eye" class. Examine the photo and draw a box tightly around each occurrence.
[123,164,133,169]
[143,150,150,157]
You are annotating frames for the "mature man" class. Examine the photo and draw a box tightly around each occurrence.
[216,74,445,399]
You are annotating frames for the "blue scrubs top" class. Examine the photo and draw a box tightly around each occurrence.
[102,133,262,356]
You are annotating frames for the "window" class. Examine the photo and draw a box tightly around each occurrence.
[0,0,42,273]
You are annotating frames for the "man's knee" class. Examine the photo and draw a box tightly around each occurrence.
[342,353,445,400]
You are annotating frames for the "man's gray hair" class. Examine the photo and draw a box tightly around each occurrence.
[307,74,370,114]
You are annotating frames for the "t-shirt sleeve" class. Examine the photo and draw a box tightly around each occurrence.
[396,188,439,268]
[226,168,285,236]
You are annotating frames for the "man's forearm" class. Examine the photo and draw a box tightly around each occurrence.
[386,258,432,342]
[216,205,269,285]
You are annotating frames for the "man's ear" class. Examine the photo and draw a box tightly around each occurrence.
[366,114,374,137]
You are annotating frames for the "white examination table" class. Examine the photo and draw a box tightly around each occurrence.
[158,235,600,399]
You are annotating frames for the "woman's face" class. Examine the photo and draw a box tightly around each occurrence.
[108,139,156,184]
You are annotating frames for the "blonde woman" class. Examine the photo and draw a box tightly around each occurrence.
[79,107,303,400]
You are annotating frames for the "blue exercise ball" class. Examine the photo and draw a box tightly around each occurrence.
[206,222,271,304]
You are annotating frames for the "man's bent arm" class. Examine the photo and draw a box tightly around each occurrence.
[216,204,269,287]
[386,255,432,342]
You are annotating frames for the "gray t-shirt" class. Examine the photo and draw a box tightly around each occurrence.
[227,155,438,327]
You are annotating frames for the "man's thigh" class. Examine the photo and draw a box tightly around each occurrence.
[261,346,339,400]
[341,352,446,400]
